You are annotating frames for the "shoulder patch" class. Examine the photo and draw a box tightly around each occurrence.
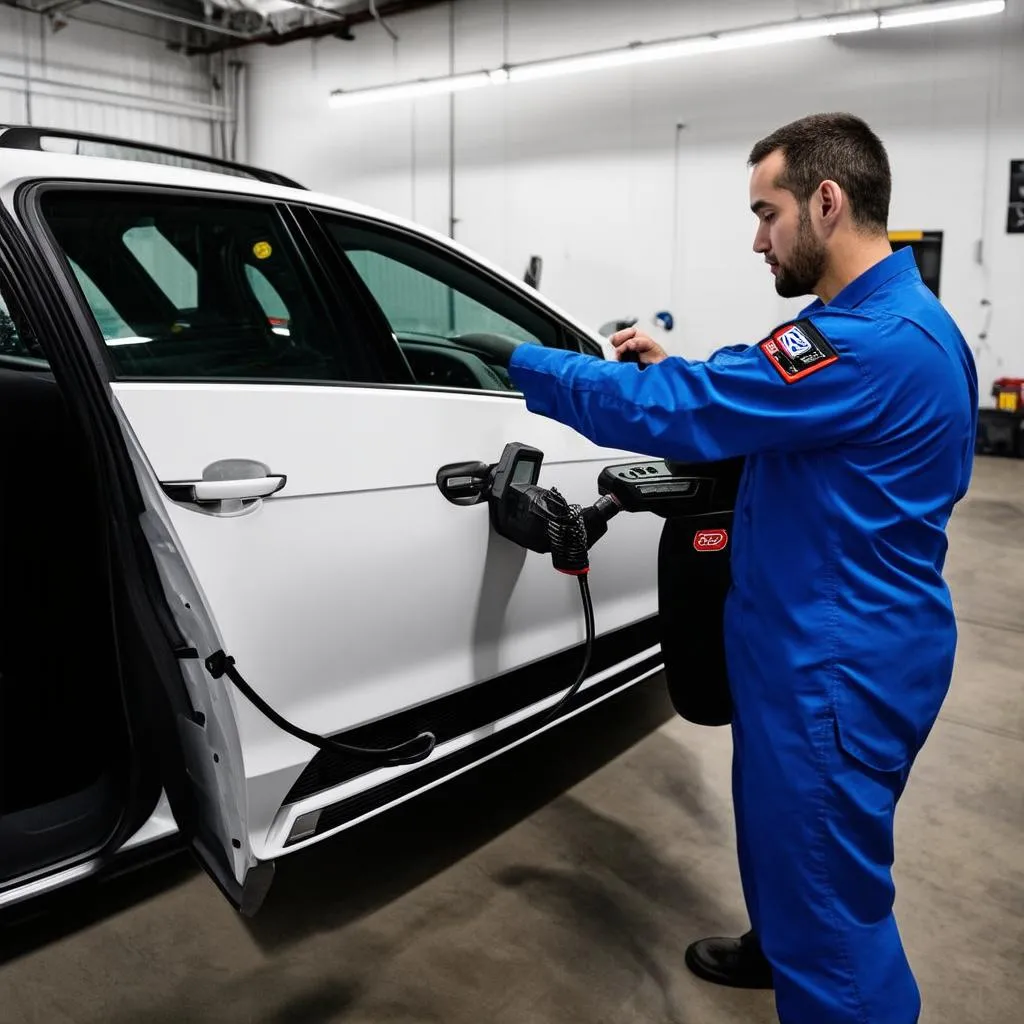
[759,319,839,383]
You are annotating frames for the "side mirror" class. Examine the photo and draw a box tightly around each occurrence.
[598,316,638,338]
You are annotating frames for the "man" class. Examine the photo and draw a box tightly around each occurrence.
[507,113,978,1023]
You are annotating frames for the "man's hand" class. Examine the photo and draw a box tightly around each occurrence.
[610,326,669,365]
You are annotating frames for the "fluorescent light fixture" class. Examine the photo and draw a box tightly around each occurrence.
[329,1,1007,109]
[329,69,507,108]
[508,14,879,82]
[716,14,881,50]
[508,38,719,82]
[880,0,1005,29]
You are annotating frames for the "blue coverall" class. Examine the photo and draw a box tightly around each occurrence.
[507,246,978,1023]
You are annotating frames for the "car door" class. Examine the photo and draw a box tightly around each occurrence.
[25,181,667,910]
[0,197,265,914]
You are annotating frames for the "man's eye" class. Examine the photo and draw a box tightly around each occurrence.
[763,212,775,223]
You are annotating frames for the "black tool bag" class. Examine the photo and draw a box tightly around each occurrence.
[656,457,743,727]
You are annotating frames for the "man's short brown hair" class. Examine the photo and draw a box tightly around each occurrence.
[748,113,891,233]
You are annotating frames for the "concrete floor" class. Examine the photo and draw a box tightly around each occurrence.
[1,455,1022,1024]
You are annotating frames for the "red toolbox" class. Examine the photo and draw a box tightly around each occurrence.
[992,377,1024,412]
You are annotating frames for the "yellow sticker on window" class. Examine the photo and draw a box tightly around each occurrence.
[253,241,273,260]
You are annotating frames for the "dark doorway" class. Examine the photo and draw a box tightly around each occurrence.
[889,230,943,298]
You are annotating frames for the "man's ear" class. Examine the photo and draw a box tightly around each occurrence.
[819,180,844,226]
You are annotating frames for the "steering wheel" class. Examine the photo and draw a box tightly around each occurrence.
[450,332,541,365]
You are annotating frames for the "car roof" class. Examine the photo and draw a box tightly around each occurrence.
[1,147,380,219]
[0,148,605,349]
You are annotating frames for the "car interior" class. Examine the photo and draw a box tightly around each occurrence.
[0,295,131,887]
[332,221,567,391]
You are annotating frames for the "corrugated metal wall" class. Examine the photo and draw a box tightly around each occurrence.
[0,5,229,156]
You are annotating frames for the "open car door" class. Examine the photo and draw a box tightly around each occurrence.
[0,202,268,914]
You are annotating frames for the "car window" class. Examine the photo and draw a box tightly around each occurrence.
[38,191,349,383]
[324,219,563,393]
[346,250,538,344]
[122,224,291,330]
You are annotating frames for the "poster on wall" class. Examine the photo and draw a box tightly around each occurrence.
[1009,160,1024,234]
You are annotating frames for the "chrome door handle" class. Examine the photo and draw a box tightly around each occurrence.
[161,465,287,508]
[163,476,287,503]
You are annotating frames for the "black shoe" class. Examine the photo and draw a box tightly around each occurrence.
[684,930,774,990]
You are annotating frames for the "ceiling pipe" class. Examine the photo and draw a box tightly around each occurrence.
[368,0,399,42]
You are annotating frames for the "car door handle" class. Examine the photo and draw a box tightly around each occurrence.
[162,474,287,505]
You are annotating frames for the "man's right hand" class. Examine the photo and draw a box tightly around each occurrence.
[609,326,669,366]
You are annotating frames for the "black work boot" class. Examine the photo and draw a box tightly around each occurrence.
[684,930,774,989]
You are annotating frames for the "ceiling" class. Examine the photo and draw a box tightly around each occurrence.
[3,0,453,55]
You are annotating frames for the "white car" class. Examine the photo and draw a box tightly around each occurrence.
[0,128,736,917]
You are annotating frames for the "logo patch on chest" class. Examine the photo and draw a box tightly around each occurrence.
[759,319,839,383]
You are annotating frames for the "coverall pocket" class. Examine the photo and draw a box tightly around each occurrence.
[831,694,913,776]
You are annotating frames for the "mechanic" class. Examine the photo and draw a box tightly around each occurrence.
[507,112,978,1024]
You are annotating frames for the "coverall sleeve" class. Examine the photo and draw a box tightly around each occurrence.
[507,314,881,461]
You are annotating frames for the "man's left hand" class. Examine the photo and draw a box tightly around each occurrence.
[610,326,669,366]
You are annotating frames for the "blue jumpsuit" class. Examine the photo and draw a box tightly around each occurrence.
[507,247,978,1023]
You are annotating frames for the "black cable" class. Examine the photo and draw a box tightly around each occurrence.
[532,574,595,729]
[205,651,436,767]
[200,482,601,769]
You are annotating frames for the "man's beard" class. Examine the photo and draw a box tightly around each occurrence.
[774,205,827,298]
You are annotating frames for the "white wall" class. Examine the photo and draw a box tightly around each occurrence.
[245,0,1024,388]
[0,5,227,156]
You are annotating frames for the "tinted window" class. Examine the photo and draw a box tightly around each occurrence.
[346,250,539,345]
[325,220,562,393]
[40,191,348,382]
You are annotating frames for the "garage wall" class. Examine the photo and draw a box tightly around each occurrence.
[244,0,1024,388]
[0,5,228,156]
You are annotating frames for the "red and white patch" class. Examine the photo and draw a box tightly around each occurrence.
[759,319,839,383]
[693,528,729,552]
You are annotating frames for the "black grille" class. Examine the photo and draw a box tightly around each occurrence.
[284,615,660,804]
[290,650,664,844]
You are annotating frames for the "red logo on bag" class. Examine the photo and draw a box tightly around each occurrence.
[693,529,728,552]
